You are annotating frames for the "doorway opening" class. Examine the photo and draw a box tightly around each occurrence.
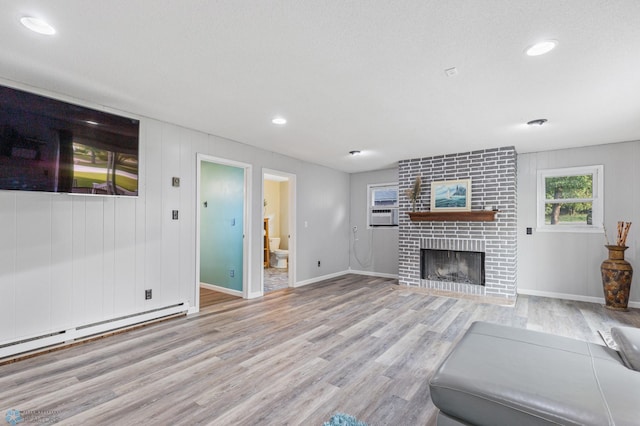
[263,169,295,293]
[195,154,252,311]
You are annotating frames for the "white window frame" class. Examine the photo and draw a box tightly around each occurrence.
[536,165,603,233]
[367,182,399,228]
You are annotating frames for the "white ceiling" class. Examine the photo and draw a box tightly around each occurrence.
[2,1,640,173]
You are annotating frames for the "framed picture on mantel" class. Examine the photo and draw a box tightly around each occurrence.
[430,179,472,211]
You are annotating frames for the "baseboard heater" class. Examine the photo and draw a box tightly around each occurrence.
[0,303,188,360]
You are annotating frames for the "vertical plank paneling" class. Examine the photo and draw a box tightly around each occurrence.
[134,122,147,311]
[0,192,17,342]
[103,197,116,318]
[1,99,361,356]
[144,120,163,309]
[15,194,52,338]
[518,142,640,303]
[72,197,87,324]
[114,198,137,316]
[84,198,105,323]
[50,194,73,330]
[161,124,181,304]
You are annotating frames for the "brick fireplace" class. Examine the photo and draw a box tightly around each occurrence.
[398,147,517,300]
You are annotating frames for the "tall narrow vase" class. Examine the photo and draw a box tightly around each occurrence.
[601,245,633,311]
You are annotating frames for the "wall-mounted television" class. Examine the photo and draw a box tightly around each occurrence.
[0,84,140,196]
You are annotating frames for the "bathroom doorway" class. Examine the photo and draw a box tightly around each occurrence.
[262,169,295,293]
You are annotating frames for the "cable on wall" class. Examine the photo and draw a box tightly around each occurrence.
[352,226,373,268]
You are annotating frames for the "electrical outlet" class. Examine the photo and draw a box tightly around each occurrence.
[230,269,235,278]
[172,210,179,220]
[317,260,321,267]
[526,227,533,235]
[145,289,152,300]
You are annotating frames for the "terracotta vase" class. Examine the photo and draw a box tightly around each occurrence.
[601,245,633,311]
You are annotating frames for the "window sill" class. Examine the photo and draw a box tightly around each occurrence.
[535,226,604,234]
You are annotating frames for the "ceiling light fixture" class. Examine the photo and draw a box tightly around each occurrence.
[527,119,548,126]
[525,40,557,56]
[271,117,287,125]
[444,67,458,77]
[349,150,361,156]
[20,16,56,35]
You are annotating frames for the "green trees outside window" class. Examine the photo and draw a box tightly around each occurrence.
[545,174,593,225]
[537,165,603,231]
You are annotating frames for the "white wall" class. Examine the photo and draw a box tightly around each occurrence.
[279,181,290,250]
[0,82,351,348]
[518,140,640,305]
[349,168,399,277]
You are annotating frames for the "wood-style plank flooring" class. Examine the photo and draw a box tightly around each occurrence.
[2,275,639,425]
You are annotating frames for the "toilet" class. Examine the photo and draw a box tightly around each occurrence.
[268,237,288,269]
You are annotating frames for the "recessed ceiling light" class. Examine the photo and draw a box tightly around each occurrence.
[271,117,287,125]
[525,40,557,56]
[20,16,56,35]
[527,119,548,126]
[349,150,361,156]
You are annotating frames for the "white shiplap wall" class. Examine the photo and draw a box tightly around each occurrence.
[0,98,351,352]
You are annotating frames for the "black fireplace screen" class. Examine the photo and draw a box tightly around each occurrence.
[421,249,485,285]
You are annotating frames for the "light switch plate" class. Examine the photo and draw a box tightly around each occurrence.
[172,210,179,220]
[172,177,180,187]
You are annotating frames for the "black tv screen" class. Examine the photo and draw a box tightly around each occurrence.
[0,84,139,196]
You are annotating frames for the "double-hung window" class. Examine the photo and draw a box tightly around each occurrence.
[537,165,603,232]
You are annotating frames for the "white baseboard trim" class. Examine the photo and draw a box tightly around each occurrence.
[517,288,640,309]
[294,270,350,288]
[0,303,188,359]
[200,283,243,297]
[348,269,399,279]
[246,291,263,299]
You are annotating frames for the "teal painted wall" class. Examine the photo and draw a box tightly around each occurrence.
[200,161,244,291]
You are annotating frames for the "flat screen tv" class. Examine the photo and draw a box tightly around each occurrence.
[0,84,139,196]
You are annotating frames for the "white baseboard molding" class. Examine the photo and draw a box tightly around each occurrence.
[294,270,350,288]
[200,283,243,297]
[517,288,640,309]
[348,269,399,279]
[246,291,263,299]
[0,303,188,360]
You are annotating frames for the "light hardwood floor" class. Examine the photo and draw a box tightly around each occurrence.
[1,275,639,425]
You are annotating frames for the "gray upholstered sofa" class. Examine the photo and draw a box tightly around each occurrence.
[429,321,640,425]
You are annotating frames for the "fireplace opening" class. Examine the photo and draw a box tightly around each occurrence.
[421,249,485,286]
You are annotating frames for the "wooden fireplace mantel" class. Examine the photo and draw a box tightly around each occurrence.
[408,210,498,222]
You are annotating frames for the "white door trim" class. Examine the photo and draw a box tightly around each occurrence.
[195,153,252,312]
[262,168,296,292]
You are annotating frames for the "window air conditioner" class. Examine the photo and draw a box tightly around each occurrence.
[370,208,398,226]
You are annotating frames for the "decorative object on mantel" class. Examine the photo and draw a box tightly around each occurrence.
[408,210,497,222]
[601,221,633,311]
[404,176,422,212]
[430,179,471,211]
